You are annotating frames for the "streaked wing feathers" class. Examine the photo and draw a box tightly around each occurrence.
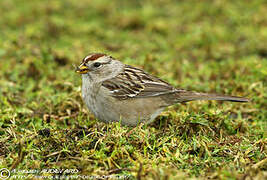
[102,65,176,99]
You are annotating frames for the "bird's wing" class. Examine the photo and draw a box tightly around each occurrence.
[102,65,181,100]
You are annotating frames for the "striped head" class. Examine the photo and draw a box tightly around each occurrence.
[76,53,124,82]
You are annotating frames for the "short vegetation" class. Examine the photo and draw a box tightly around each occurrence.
[0,0,266,179]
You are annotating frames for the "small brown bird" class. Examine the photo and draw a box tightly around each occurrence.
[76,53,249,126]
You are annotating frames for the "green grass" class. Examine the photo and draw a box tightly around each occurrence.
[0,0,266,179]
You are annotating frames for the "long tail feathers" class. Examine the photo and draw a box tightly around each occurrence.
[176,91,249,103]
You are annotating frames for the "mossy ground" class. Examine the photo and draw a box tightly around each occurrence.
[0,0,266,179]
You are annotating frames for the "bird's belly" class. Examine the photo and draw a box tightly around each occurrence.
[83,93,119,123]
[82,86,167,126]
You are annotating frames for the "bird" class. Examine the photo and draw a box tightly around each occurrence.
[76,53,249,126]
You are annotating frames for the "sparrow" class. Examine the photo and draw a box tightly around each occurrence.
[76,53,249,126]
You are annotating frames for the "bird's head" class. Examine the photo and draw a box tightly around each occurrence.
[76,53,124,82]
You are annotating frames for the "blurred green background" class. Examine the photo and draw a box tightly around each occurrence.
[0,0,266,179]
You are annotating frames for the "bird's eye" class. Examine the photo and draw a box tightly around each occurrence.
[93,62,101,68]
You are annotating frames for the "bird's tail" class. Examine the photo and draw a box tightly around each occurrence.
[175,91,249,103]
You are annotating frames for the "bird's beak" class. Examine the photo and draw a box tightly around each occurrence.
[76,64,89,74]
